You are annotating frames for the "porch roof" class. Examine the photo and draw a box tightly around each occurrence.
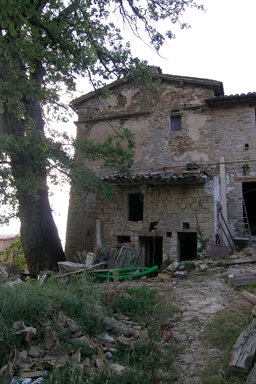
[101,168,210,185]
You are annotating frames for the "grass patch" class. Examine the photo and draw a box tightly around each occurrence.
[109,286,157,324]
[201,304,252,384]
[0,277,105,367]
[0,277,178,383]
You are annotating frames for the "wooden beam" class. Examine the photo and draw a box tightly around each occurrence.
[235,178,256,183]
[229,319,256,377]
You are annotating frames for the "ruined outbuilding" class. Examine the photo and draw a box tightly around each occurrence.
[65,69,256,267]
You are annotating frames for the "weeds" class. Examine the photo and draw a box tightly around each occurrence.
[0,235,27,269]
[0,277,105,367]
[196,215,211,255]
[109,286,157,324]
[201,306,252,384]
[0,275,178,383]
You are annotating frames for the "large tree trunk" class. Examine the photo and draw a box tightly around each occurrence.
[3,123,65,274]
[18,186,65,275]
[0,60,65,274]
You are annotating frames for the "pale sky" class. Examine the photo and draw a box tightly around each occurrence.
[1,0,256,246]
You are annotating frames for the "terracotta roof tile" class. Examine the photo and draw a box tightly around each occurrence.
[205,92,256,105]
[101,169,210,185]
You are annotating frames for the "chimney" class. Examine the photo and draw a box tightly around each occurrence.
[150,66,162,74]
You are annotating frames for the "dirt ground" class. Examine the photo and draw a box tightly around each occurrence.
[114,257,255,383]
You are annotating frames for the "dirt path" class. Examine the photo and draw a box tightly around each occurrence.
[145,264,253,383]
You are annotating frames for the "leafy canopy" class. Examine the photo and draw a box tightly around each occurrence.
[0,0,203,222]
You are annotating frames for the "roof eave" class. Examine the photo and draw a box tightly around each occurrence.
[70,74,224,110]
[205,92,256,106]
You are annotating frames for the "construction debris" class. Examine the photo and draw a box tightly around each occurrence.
[0,304,152,383]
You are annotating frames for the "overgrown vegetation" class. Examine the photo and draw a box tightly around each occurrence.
[109,286,157,323]
[196,215,212,255]
[0,276,177,383]
[0,236,27,269]
[201,303,252,384]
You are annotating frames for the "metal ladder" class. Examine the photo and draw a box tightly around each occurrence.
[235,198,251,240]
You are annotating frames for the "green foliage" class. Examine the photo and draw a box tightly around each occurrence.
[159,256,173,272]
[203,308,252,349]
[45,366,86,384]
[0,278,104,366]
[0,277,178,383]
[0,235,27,269]
[0,0,203,225]
[183,260,196,271]
[212,258,229,268]
[93,369,153,384]
[196,215,212,254]
[110,287,157,323]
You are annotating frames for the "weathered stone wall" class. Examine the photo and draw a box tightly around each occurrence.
[83,182,214,262]
[204,104,256,237]
[73,81,219,173]
[66,76,256,260]
[65,192,97,259]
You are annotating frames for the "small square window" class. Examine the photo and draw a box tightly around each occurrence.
[170,116,181,132]
[117,236,131,243]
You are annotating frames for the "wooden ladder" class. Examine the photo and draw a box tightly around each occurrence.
[235,198,251,241]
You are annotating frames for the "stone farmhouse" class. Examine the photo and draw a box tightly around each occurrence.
[65,68,256,267]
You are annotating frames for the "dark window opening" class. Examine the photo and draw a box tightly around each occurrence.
[166,232,172,237]
[243,182,256,235]
[242,164,250,176]
[128,193,143,221]
[183,222,190,229]
[171,116,181,132]
[117,236,131,243]
[245,143,249,150]
[178,232,197,261]
[149,221,158,231]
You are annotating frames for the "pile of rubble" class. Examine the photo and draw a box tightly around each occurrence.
[160,247,256,281]
[0,262,27,285]
[0,300,155,384]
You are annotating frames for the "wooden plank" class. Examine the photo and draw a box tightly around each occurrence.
[241,291,256,306]
[115,247,139,268]
[20,370,48,378]
[246,363,256,384]
[229,319,256,376]
[108,248,118,268]
[228,260,256,266]
[235,178,256,183]
[231,275,256,288]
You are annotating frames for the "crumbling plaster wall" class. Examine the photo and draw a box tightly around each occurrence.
[74,81,218,172]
